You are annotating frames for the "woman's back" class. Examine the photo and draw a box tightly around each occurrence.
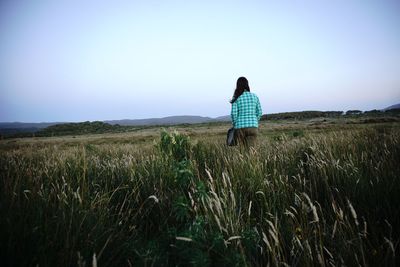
[231,91,262,129]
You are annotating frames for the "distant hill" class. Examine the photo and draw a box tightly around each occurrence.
[0,116,229,131]
[0,116,232,137]
[105,115,226,126]
[383,103,400,111]
[0,122,65,135]
[36,121,127,137]
[213,115,231,122]
[32,118,231,137]
[0,122,62,129]
[261,111,344,120]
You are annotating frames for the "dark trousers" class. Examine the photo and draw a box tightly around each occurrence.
[234,127,258,147]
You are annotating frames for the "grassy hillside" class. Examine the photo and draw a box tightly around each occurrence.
[0,119,399,266]
[36,121,131,136]
[262,108,400,121]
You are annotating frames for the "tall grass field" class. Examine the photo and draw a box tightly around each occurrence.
[1,120,399,266]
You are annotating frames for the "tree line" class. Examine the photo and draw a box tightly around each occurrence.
[261,108,400,120]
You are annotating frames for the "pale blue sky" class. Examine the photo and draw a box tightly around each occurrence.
[1,0,399,122]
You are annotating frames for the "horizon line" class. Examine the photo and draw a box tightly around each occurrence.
[1,106,398,124]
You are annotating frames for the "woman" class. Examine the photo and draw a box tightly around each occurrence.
[230,77,262,147]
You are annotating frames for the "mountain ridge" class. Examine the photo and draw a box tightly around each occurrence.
[383,103,400,111]
[104,115,230,126]
[0,115,231,130]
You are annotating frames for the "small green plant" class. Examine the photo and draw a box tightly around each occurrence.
[292,130,304,137]
[158,130,192,162]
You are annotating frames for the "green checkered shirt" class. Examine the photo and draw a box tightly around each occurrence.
[231,91,262,129]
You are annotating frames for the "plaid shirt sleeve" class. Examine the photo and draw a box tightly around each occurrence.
[256,96,262,120]
[231,101,238,127]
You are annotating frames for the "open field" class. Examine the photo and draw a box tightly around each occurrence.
[1,117,400,266]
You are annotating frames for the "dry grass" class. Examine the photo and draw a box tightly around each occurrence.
[0,119,399,266]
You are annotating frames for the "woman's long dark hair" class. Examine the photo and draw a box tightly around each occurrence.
[230,77,250,103]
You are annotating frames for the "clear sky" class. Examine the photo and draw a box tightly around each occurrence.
[1,0,399,122]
